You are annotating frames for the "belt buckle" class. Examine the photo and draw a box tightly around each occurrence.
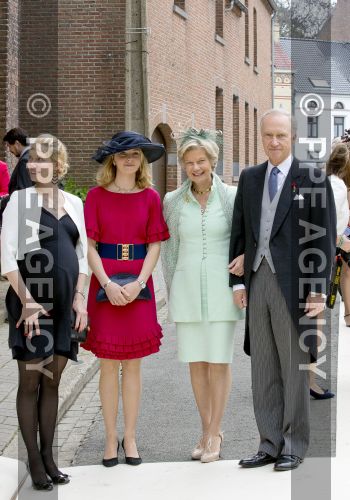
[117,243,134,260]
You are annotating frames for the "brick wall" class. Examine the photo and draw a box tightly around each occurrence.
[17,0,126,187]
[19,1,59,139]
[0,0,19,164]
[147,0,274,187]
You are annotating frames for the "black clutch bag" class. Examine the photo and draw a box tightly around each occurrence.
[96,273,152,302]
[71,311,89,343]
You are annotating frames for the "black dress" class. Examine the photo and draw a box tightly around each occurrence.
[6,208,80,361]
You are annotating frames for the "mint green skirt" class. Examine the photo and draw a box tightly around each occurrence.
[176,262,235,364]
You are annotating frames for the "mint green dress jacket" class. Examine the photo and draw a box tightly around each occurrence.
[161,174,245,324]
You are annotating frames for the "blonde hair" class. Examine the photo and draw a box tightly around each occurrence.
[326,142,350,188]
[177,138,219,169]
[96,149,152,189]
[29,134,69,180]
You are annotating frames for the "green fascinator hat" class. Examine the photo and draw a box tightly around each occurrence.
[175,128,223,147]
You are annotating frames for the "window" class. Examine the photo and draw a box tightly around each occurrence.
[173,0,187,18]
[334,116,345,138]
[334,102,344,110]
[245,102,249,166]
[307,100,318,111]
[216,0,224,39]
[309,78,330,88]
[245,1,249,62]
[253,8,257,68]
[232,95,240,176]
[216,87,224,175]
[307,116,318,138]
[254,108,258,164]
[174,0,185,9]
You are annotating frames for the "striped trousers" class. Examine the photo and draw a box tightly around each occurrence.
[249,259,310,459]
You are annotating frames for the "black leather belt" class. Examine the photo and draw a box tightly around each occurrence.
[98,242,147,261]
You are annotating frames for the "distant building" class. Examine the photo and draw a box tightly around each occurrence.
[0,0,276,193]
[273,23,292,113]
[274,35,350,164]
[318,0,350,43]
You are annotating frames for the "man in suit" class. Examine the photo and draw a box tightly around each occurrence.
[3,127,33,196]
[229,109,336,471]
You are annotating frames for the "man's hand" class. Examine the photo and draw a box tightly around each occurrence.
[304,293,325,318]
[233,289,247,309]
[228,254,244,277]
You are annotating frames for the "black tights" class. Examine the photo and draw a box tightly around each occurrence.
[17,354,68,483]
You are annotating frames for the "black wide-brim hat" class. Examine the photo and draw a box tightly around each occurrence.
[92,131,165,164]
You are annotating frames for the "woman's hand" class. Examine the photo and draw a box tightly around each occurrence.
[340,236,350,253]
[105,282,130,306]
[16,299,49,339]
[228,254,244,277]
[72,294,88,333]
[122,281,141,304]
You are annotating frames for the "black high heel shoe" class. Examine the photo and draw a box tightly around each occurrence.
[102,442,119,467]
[32,480,54,491]
[310,388,335,400]
[27,464,53,491]
[47,472,70,485]
[122,439,142,466]
[41,454,70,485]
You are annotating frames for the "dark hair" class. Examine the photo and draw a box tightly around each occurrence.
[326,143,350,188]
[3,127,28,146]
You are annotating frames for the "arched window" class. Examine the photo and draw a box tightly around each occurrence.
[307,100,318,110]
[334,102,344,109]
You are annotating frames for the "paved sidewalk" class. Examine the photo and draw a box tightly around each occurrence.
[11,302,349,500]
[0,263,167,498]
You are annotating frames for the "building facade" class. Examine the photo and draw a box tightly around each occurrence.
[275,36,350,164]
[1,0,275,193]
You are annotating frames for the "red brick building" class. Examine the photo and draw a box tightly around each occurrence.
[147,0,276,195]
[0,0,275,194]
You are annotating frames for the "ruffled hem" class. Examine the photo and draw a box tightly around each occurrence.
[81,326,163,360]
[146,229,170,244]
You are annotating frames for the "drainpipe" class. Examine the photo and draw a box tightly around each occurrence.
[271,11,276,107]
[140,0,150,136]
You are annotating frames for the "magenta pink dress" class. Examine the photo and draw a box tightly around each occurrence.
[81,186,169,360]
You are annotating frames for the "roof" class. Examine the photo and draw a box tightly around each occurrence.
[274,42,291,70]
[277,37,350,95]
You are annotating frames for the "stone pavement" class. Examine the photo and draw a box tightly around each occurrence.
[10,301,350,500]
[0,262,167,495]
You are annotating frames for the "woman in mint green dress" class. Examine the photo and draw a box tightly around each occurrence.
[162,129,244,463]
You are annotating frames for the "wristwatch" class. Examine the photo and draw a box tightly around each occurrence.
[137,279,146,290]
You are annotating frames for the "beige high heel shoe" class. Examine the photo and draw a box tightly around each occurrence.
[344,314,350,327]
[191,438,205,460]
[201,432,223,463]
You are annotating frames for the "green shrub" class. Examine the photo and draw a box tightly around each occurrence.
[64,177,89,203]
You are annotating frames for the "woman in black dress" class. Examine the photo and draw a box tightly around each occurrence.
[1,134,88,490]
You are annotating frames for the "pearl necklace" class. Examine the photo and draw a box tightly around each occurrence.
[191,183,212,195]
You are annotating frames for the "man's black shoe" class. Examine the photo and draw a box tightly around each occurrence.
[274,454,303,471]
[239,451,276,468]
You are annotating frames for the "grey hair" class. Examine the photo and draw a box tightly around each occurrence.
[177,138,219,169]
[260,108,298,138]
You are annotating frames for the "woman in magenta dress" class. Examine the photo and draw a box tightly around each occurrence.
[82,131,169,466]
